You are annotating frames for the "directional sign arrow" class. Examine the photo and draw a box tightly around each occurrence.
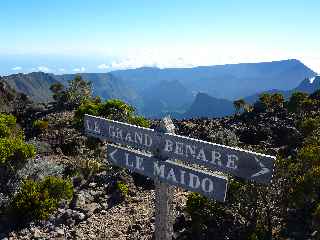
[251,157,270,178]
[109,148,118,163]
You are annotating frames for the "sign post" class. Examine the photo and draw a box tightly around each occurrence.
[154,117,175,240]
[84,114,275,240]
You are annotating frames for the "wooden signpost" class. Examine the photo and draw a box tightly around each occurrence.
[84,114,276,239]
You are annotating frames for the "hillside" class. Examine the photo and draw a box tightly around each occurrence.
[2,72,58,103]
[182,92,234,118]
[244,75,320,104]
[141,80,194,117]
[54,73,142,109]
[1,90,320,239]
[0,77,32,113]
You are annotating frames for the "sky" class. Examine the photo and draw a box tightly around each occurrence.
[0,0,319,75]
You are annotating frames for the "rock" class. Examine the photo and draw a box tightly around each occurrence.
[70,192,86,209]
[66,218,76,226]
[89,182,97,188]
[55,227,65,237]
[82,203,101,217]
[73,211,86,222]
[32,228,41,239]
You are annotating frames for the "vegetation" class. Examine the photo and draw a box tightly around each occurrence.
[254,92,285,112]
[50,74,92,110]
[115,181,129,197]
[0,114,35,166]
[10,176,73,221]
[287,92,309,113]
[32,119,49,132]
[233,99,246,114]
[74,98,150,128]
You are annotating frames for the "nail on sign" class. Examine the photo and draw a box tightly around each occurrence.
[107,144,228,202]
[85,114,275,184]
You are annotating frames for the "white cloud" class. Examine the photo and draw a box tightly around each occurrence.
[73,67,86,72]
[97,63,110,70]
[59,68,65,72]
[37,66,50,72]
[12,66,22,71]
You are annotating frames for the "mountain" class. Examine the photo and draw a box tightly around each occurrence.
[54,73,142,109]
[295,75,320,93]
[2,72,58,103]
[182,92,234,118]
[244,75,320,104]
[141,80,194,117]
[0,77,32,113]
[111,59,316,100]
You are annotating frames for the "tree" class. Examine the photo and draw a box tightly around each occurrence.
[66,75,92,109]
[287,92,309,113]
[50,75,92,110]
[270,93,285,109]
[49,82,65,103]
[233,99,246,114]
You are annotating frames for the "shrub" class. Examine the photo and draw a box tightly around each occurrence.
[287,92,309,113]
[74,98,150,128]
[50,75,92,110]
[115,181,129,197]
[32,119,49,132]
[185,192,226,237]
[0,114,16,138]
[10,176,73,221]
[208,128,239,146]
[254,93,285,112]
[298,117,320,136]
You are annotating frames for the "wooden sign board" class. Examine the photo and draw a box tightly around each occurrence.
[107,144,228,202]
[160,133,275,184]
[85,114,275,184]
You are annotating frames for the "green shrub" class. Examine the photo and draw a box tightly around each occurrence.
[10,176,73,220]
[74,98,150,128]
[0,114,16,138]
[299,117,320,136]
[115,181,129,197]
[186,192,225,236]
[0,137,36,165]
[32,119,49,132]
[0,114,35,166]
[287,92,309,113]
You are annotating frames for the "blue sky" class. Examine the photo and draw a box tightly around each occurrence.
[0,0,319,74]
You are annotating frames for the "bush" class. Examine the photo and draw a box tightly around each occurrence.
[185,192,226,237]
[32,119,49,132]
[0,115,36,166]
[74,98,150,128]
[10,176,73,221]
[115,181,129,197]
[0,114,16,138]
[298,117,320,136]
[287,92,309,113]
[50,75,92,110]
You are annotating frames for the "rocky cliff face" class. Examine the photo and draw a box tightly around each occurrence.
[2,72,58,103]
[0,78,31,113]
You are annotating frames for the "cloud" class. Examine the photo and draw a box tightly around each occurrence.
[12,66,22,71]
[97,63,110,70]
[59,68,65,72]
[37,66,50,72]
[73,67,86,72]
